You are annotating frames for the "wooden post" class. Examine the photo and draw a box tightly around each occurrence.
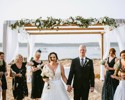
[101,33,104,59]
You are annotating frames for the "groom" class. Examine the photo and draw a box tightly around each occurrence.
[67,44,95,100]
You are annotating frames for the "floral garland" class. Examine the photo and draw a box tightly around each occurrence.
[10,16,117,31]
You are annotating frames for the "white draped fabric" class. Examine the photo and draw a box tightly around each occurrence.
[113,25,125,51]
[27,35,35,83]
[3,21,19,63]
[99,24,125,81]
[99,26,111,81]
[27,35,35,61]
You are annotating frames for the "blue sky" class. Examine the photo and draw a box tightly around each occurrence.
[0,0,125,43]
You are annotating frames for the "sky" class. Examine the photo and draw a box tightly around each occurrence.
[0,0,125,43]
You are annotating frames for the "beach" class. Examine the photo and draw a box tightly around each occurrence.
[5,59,102,100]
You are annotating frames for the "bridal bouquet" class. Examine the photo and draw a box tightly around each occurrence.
[100,59,106,65]
[113,61,120,76]
[37,63,44,70]
[41,65,54,89]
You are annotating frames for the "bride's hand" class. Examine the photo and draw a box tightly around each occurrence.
[43,78,49,82]
[67,85,72,92]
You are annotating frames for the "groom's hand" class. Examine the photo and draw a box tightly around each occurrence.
[90,87,94,92]
[67,85,72,92]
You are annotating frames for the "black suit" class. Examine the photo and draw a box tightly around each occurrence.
[67,57,95,100]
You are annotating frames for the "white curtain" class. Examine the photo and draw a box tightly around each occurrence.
[99,26,111,81]
[3,21,19,63]
[113,25,125,51]
[27,35,35,83]
[27,35,35,61]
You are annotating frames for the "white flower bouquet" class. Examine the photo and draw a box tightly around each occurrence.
[41,65,54,89]
[100,60,106,65]
[113,61,120,76]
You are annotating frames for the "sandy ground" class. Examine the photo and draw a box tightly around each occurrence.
[4,59,103,100]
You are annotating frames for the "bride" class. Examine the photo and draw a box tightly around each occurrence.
[41,52,70,100]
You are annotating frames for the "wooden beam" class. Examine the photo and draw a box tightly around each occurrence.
[25,27,104,31]
[28,32,103,35]
[24,23,103,27]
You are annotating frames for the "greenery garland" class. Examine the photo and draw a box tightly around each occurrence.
[10,16,117,30]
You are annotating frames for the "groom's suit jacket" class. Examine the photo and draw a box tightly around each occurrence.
[67,57,95,89]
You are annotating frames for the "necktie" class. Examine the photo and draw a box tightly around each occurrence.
[81,58,84,66]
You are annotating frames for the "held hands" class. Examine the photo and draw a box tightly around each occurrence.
[67,85,72,92]
[43,78,49,82]
[90,87,94,92]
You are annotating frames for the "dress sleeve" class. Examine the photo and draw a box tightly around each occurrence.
[113,60,121,76]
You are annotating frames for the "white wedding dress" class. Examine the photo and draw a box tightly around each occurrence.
[41,64,70,100]
[114,80,125,100]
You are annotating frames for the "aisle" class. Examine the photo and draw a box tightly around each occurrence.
[6,67,102,100]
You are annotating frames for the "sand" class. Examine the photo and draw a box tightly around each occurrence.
[4,59,103,100]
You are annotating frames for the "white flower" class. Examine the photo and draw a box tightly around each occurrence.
[56,21,59,24]
[36,22,40,26]
[99,18,103,23]
[41,65,54,78]
[100,60,105,65]
[40,21,44,27]
[24,19,30,24]
[84,59,89,66]
[103,18,106,22]
[37,64,42,69]
[76,20,82,25]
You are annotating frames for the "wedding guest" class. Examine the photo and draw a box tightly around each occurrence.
[67,44,95,100]
[10,54,28,100]
[0,52,7,100]
[41,52,70,100]
[31,50,44,100]
[102,48,119,100]
[111,50,125,100]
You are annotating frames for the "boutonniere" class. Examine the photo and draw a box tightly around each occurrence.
[84,59,89,66]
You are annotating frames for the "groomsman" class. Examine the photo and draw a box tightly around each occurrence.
[67,44,95,100]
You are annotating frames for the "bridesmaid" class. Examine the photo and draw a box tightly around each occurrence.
[102,48,119,100]
[31,50,44,100]
[0,52,7,100]
[111,50,125,100]
[10,54,28,100]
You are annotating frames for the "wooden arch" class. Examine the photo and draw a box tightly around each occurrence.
[24,24,105,58]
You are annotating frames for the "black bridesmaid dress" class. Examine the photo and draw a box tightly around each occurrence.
[102,57,119,100]
[11,62,28,100]
[31,60,44,99]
